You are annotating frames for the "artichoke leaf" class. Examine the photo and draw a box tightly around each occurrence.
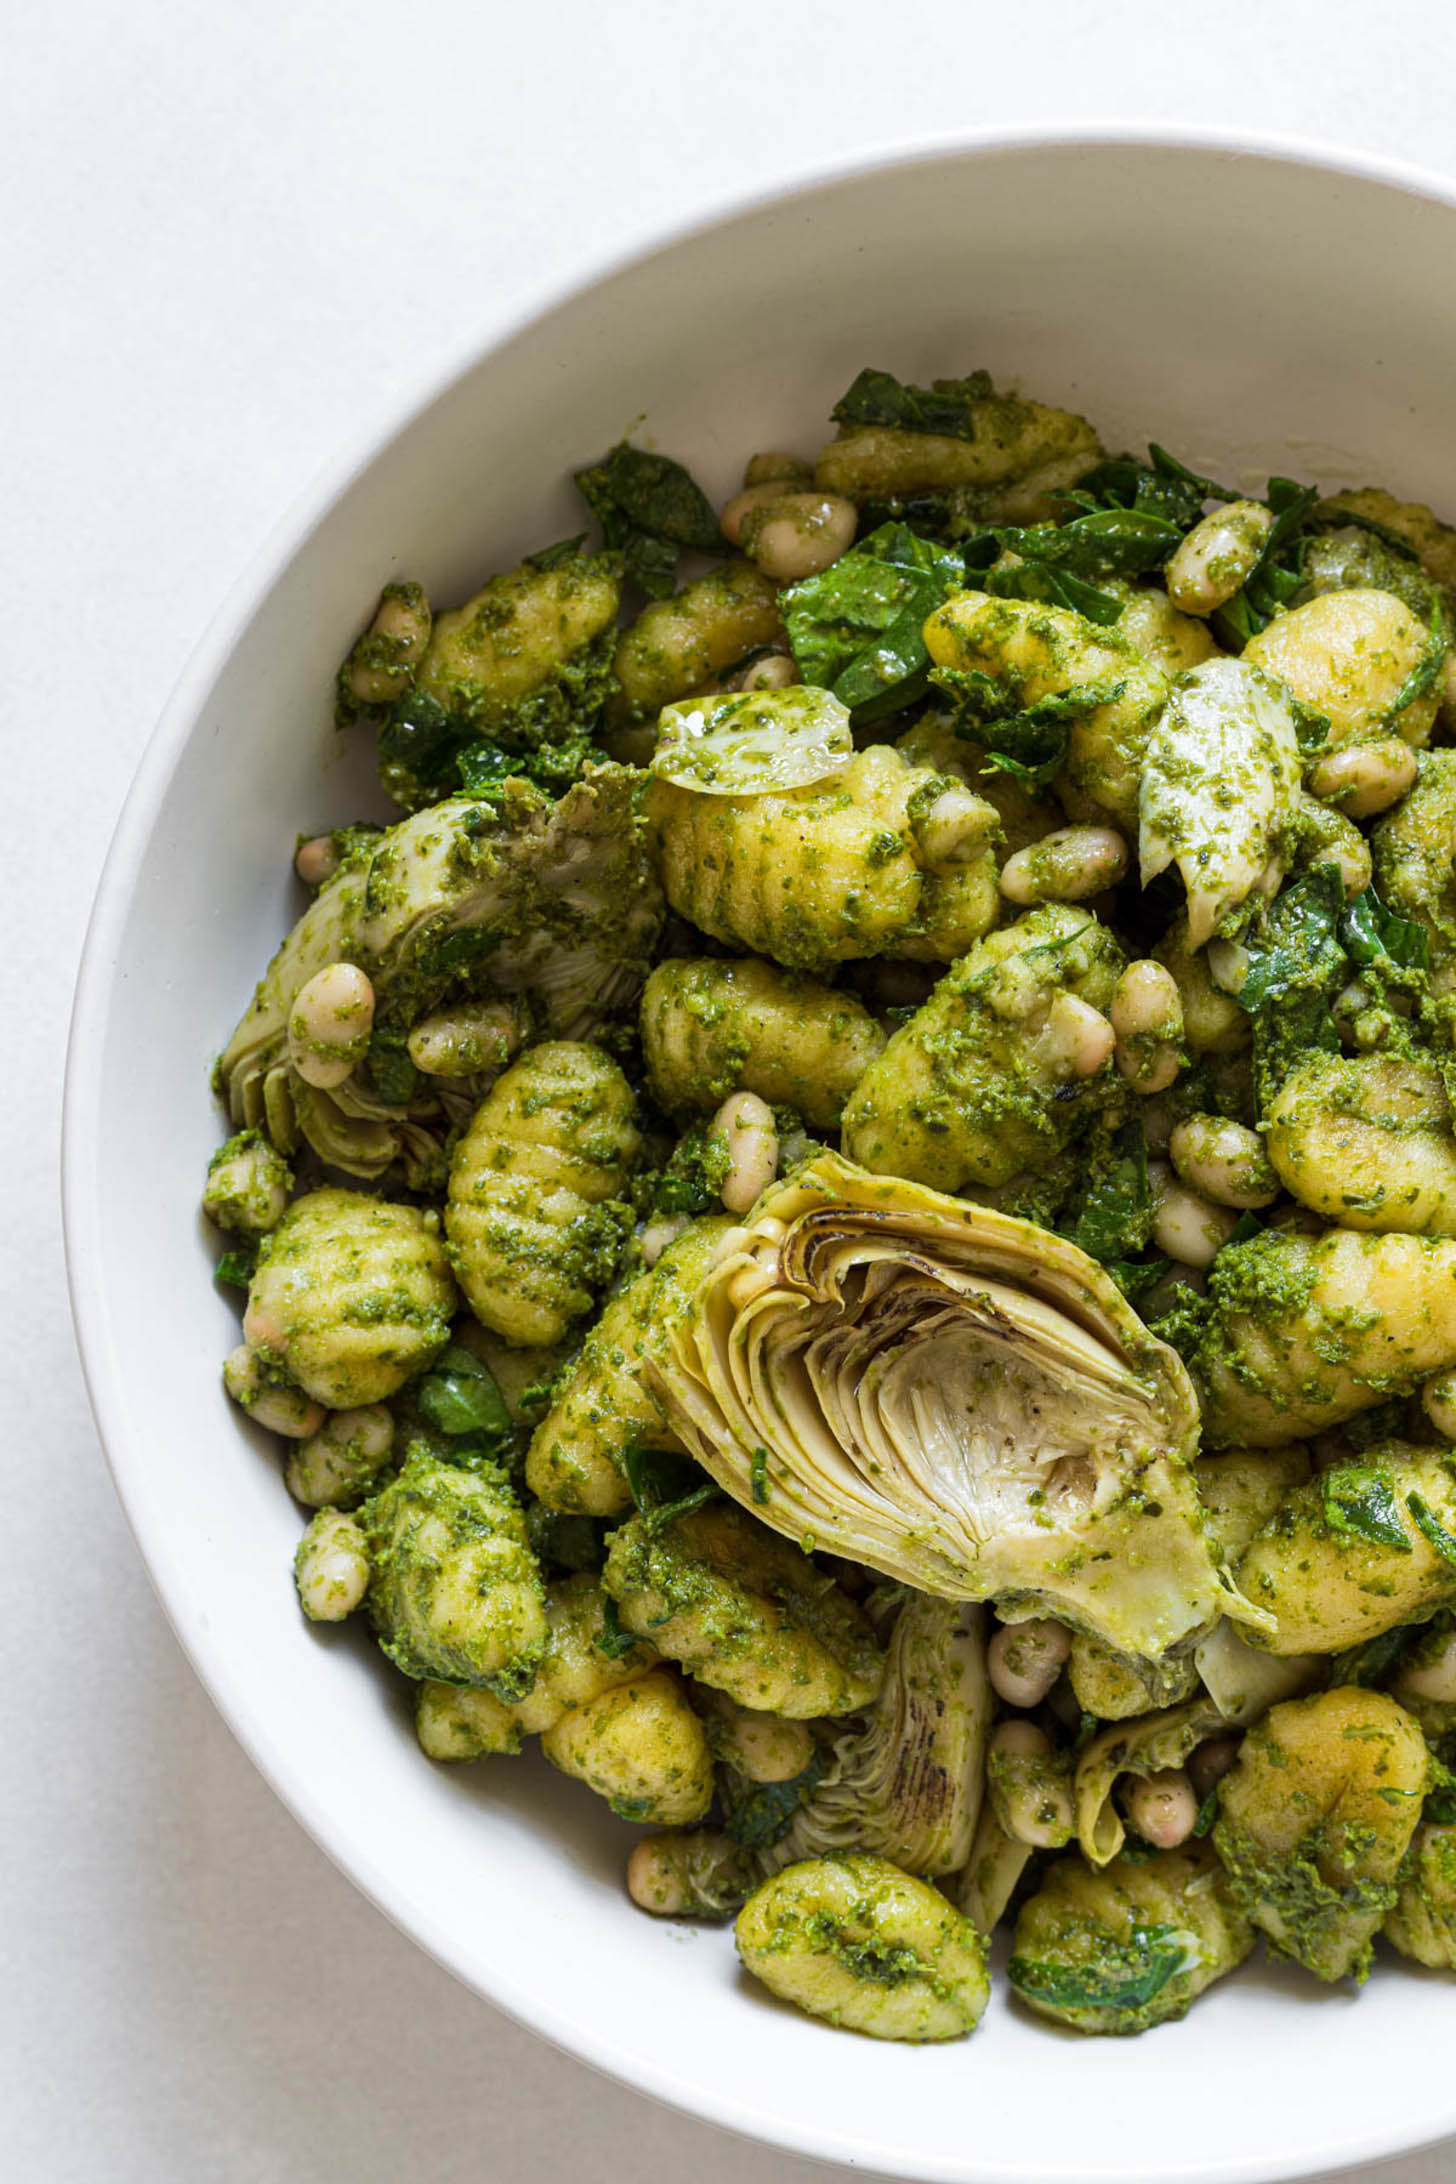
[776,1594,991,1878]
[653,1151,1245,1658]
[1139,659,1303,949]
[1074,1697,1227,1867]
[1192,1618,1325,1727]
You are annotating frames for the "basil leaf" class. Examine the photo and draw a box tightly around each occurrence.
[574,442,724,598]
[1009,1922,1192,2012]
[1322,1463,1413,1552]
[830,366,992,439]
[417,1345,512,1440]
[1410,1493,1456,1569]
[784,523,965,723]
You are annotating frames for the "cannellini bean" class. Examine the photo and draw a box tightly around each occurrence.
[718,1710,815,1784]
[1169,1114,1279,1210]
[1187,1735,1243,1802]
[286,1404,395,1507]
[407,999,525,1079]
[999,825,1129,906]
[987,1618,1071,1709]
[1124,1767,1199,1849]
[743,452,814,490]
[1110,959,1185,1094]
[1395,1628,1456,1705]
[640,1214,690,1269]
[223,1345,325,1439]
[1307,737,1417,819]
[294,834,339,887]
[736,651,798,691]
[1036,994,1116,1079]
[294,1509,370,1622]
[1422,1367,1456,1442]
[1152,1182,1239,1268]
[988,1720,1074,1849]
[627,1835,697,1915]
[1165,500,1274,617]
[741,493,857,583]
[287,962,375,1089]
[721,480,807,545]
[917,785,1000,871]
[713,1092,779,1215]
[344,585,432,705]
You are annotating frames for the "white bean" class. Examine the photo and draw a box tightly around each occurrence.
[286,1404,395,1507]
[640,1213,689,1268]
[1037,994,1116,1079]
[223,1345,325,1439]
[999,826,1128,906]
[1187,1735,1242,1801]
[1123,1767,1199,1849]
[1422,1367,1456,1443]
[1307,738,1417,819]
[987,1618,1071,1709]
[1165,500,1274,617]
[1110,959,1184,1094]
[713,1092,779,1215]
[916,786,998,871]
[742,452,814,491]
[1169,1114,1278,1210]
[742,493,857,583]
[345,586,432,705]
[721,480,806,545]
[294,834,339,887]
[988,1720,1074,1850]
[287,962,375,1089]
[735,652,798,691]
[626,1836,695,1915]
[1152,1182,1239,1268]
[1396,1629,1456,1705]
[719,1711,814,1784]
[294,1509,370,1622]
[407,1000,524,1079]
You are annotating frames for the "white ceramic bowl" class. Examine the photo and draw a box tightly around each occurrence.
[66,131,1456,2184]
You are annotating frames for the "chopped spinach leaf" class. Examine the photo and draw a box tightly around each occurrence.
[1426,1753,1456,1826]
[1074,444,1234,531]
[574,441,724,598]
[524,534,590,571]
[1330,1624,1424,1689]
[1410,1493,1456,1570]
[1322,1463,1413,1552]
[830,366,992,439]
[783,523,965,723]
[932,665,1125,791]
[1059,1116,1155,1266]
[1340,889,1429,977]
[622,1444,720,1532]
[1009,1921,1191,2013]
[214,1247,256,1290]
[594,1594,644,1662]
[1192,1790,1219,1838]
[417,1345,513,1441]
[525,1505,605,1575]
[1235,863,1348,1108]
[727,1754,826,1850]
[1211,476,1320,646]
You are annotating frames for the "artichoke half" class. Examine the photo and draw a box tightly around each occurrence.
[653,1152,1239,1658]
[217,767,662,1181]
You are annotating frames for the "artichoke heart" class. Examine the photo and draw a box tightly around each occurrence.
[653,1151,1239,1658]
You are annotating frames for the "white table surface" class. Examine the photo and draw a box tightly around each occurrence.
[9,5,1456,2178]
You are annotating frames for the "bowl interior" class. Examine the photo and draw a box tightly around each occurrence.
[67,136,1456,2184]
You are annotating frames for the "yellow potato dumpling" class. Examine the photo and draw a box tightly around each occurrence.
[243,1186,455,1407]
[735,1855,991,2042]
[640,957,885,1131]
[540,1669,714,1824]
[1243,588,1439,748]
[446,1041,639,1348]
[607,560,784,733]
[419,550,620,733]
[1266,1053,1456,1233]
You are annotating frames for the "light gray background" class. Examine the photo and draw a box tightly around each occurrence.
[8,5,1456,2179]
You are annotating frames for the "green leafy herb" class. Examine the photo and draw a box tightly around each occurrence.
[967,506,1184,625]
[378,688,595,807]
[784,522,965,723]
[1340,888,1429,976]
[622,1444,720,1532]
[417,1345,513,1441]
[525,1505,605,1574]
[751,1446,770,1505]
[830,366,992,439]
[214,1247,256,1290]
[1322,1463,1413,1552]
[932,665,1126,791]
[1193,1790,1219,1839]
[1425,1753,1456,1826]
[1059,1116,1155,1266]
[524,534,590,571]
[1410,1493,1456,1569]
[1235,863,1348,1109]
[573,441,724,598]
[1074,444,1234,531]
[726,1754,825,1849]
[1009,1922,1191,2013]
[1330,1624,1424,1689]
[594,1594,644,1662]
[1212,476,1320,646]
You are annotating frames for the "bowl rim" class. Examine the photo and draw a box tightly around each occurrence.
[63,122,1456,2184]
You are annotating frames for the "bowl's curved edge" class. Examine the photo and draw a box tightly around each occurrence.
[62,122,1456,2184]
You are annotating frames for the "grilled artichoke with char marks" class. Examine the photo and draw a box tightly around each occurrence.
[651,1151,1242,1659]
[216,768,662,1181]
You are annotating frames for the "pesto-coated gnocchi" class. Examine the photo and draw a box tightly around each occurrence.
[211,367,1456,2044]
